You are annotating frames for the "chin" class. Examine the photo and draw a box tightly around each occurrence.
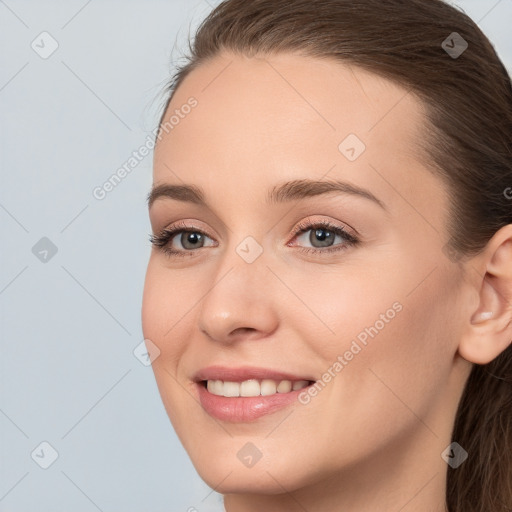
[182,434,333,497]
[194,461,313,496]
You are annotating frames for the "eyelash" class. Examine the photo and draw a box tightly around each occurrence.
[149,219,360,259]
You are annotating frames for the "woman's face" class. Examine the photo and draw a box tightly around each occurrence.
[142,52,472,494]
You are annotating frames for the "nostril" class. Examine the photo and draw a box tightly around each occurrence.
[235,327,255,334]
[230,327,257,338]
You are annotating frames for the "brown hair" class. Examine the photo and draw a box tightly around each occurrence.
[157,1,512,510]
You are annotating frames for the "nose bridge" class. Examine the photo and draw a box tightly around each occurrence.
[196,234,279,342]
[212,229,270,294]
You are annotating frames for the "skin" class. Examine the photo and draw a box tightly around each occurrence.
[142,51,512,512]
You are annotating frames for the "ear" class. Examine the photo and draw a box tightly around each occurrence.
[458,224,512,365]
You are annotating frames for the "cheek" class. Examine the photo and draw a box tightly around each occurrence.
[141,262,199,441]
[280,262,405,357]
[288,262,458,455]
[141,259,200,359]
[321,271,458,442]
[141,259,213,428]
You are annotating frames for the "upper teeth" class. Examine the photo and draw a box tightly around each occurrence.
[206,379,309,397]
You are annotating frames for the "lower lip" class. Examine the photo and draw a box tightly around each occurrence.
[196,382,310,422]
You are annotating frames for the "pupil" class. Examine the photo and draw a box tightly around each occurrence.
[312,228,334,247]
[182,232,203,249]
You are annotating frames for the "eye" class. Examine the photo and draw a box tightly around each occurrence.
[288,219,359,255]
[149,220,216,258]
[149,218,360,259]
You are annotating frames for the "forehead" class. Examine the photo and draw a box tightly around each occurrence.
[153,51,435,211]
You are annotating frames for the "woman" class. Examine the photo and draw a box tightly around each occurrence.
[142,1,512,510]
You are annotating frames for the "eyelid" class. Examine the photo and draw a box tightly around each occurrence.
[149,219,217,252]
[159,219,216,241]
[288,216,358,241]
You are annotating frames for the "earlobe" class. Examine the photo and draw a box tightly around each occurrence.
[458,225,512,365]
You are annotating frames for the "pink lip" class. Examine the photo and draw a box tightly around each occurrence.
[192,366,315,423]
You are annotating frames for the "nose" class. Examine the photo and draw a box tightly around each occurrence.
[197,253,280,344]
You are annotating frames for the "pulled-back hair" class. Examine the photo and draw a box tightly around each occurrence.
[157,1,512,510]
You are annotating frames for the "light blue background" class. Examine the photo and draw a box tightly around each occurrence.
[1,1,511,511]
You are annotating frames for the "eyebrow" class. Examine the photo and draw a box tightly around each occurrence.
[147,179,386,211]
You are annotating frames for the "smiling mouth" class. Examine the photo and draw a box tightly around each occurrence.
[202,378,313,397]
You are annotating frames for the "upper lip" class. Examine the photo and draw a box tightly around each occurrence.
[193,365,315,383]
